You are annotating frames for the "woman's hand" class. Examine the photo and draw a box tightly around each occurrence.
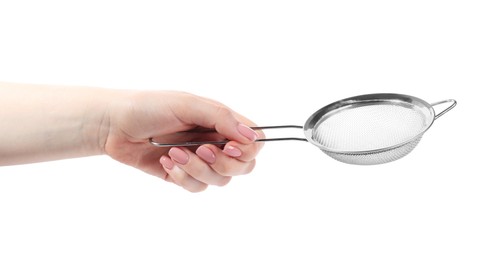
[0,82,263,192]
[104,91,264,192]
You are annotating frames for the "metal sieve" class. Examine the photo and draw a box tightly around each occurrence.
[149,93,457,165]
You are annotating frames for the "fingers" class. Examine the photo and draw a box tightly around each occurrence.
[221,140,264,162]
[160,147,232,192]
[169,93,259,145]
[197,144,257,177]
[160,156,208,192]
[151,93,265,192]
[158,140,261,192]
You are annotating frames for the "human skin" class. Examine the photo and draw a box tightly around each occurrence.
[0,82,264,192]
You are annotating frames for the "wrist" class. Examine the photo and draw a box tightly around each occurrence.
[81,88,114,156]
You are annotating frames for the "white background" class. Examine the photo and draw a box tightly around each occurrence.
[0,0,495,259]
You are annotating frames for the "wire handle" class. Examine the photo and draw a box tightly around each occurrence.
[149,125,307,147]
[431,99,457,120]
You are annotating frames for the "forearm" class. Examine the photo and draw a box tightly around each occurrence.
[0,82,112,165]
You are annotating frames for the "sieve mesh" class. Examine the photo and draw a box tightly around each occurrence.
[323,136,422,165]
[312,102,429,153]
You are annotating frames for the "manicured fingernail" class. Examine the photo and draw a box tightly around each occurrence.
[160,156,175,170]
[169,147,189,165]
[196,146,216,164]
[223,145,242,157]
[237,124,258,142]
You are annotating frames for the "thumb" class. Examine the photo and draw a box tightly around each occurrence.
[171,93,258,144]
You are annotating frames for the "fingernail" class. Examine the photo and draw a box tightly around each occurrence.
[169,147,189,165]
[196,146,216,164]
[237,124,258,142]
[160,156,175,170]
[223,145,242,157]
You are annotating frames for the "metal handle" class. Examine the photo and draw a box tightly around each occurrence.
[149,125,307,147]
[431,99,457,120]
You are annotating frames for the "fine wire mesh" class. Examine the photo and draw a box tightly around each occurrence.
[311,101,431,165]
[323,136,422,165]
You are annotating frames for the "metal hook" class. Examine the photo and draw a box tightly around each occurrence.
[431,99,457,120]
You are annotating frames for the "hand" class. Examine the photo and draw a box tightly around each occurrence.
[104,91,264,192]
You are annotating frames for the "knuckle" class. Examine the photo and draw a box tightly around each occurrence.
[256,129,266,139]
[189,166,216,183]
[212,162,232,176]
[173,173,188,186]
[216,166,232,177]
[186,183,208,193]
[244,144,260,157]
[216,176,232,187]
[214,160,255,177]
[187,166,205,178]
[215,106,232,119]
[256,140,265,150]
[244,160,256,174]
[233,144,260,162]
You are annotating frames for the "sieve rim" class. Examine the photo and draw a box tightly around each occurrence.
[303,93,436,154]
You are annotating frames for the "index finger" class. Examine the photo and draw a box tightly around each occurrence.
[169,93,258,145]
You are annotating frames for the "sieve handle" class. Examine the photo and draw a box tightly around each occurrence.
[148,125,307,147]
[431,99,457,120]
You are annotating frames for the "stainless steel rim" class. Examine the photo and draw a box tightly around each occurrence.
[303,93,456,154]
